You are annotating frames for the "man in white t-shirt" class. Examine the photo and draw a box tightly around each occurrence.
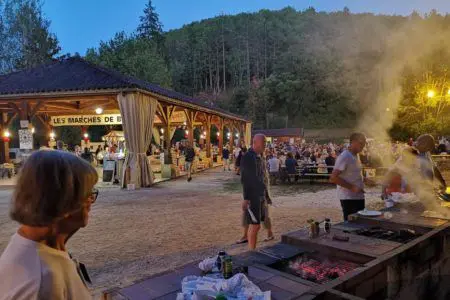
[330,133,369,220]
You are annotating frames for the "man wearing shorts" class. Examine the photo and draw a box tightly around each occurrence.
[240,134,270,249]
[184,141,195,182]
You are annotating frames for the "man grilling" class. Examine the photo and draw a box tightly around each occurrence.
[382,134,446,199]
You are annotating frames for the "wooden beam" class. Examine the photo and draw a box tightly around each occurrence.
[42,103,79,110]
[8,102,21,115]
[30,101,44,117]
[4,112,18,127]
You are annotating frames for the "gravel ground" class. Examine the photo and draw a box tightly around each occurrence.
[0,169,389,297]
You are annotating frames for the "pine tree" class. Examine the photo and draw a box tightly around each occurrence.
[137,0,163,40]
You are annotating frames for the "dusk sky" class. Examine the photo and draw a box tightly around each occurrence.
[42,0,450,55]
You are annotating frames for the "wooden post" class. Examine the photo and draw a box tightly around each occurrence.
[0,113,10,163]
[205,115,212,159]
[184,109,195,145]
[229,124,235,158]
[218,118,223,156]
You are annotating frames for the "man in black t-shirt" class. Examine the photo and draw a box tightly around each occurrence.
[222,146,231,171]
[184,141,196,182]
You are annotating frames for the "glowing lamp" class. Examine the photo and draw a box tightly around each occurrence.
[31,127,35,134]
[427,90,435,98]
[50,131,56,140]
[95,107,103,114]
[3,130,10,142]
[217,132,220,136]
[160,128,164,134]
[83,133,89,139]
[185,130,189,135]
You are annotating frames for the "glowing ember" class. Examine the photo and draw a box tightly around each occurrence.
[288,257,358,284]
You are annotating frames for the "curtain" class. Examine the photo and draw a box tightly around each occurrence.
[118,92,157,188]
[152,128,160,145]
[245,122,252,148]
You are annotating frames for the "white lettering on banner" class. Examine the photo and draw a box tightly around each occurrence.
[50,114,123,126]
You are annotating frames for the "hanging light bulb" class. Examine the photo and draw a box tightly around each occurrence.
[185,130,189,135]
[216,132,220,137]
[203,131,207,135]
[31,127,35,134]
[83,133,89,139]
[95,107,103,114]
[160,128,164,134]
[3,130,10,138]
[50,131,56,139]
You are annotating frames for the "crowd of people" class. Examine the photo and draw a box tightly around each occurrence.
[237,133,448,250]
[0,132,447,297]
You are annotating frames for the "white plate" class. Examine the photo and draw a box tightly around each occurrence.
[358,210,382,217]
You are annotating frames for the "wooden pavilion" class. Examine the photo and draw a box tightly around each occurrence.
[0,57,251,187]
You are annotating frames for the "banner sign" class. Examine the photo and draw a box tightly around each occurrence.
[18,129,33,150]
[50,114,123,126]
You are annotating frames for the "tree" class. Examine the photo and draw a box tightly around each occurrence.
[85,33,171,88]
[0,0,60,72]
[2,0,61,69]
[137,0,163,42]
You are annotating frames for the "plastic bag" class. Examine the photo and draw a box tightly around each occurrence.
[181,273,270,300]
[198,256,218,272]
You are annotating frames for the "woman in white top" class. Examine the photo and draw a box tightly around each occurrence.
[0,150,98,300]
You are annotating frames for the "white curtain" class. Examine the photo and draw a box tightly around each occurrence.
[118,92,157,188]
[245,122,252,148]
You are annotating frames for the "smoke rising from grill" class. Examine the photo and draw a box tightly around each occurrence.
[311,11,450,212]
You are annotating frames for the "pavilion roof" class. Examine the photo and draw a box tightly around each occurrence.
[0,57,248,121]
[252,128,303,137]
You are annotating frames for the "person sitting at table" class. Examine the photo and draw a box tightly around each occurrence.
[325,151,336,174]
[267,154,280,185]
[285,152,298,183]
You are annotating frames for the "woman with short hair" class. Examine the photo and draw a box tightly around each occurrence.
[0,150,98,299]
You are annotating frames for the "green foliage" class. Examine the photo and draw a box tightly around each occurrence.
[0,0,60,73]
[137,0,163,40]
[85,33,171,88]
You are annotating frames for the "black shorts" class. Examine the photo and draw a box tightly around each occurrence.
[244,197,266,225]
[340,199,365,221]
